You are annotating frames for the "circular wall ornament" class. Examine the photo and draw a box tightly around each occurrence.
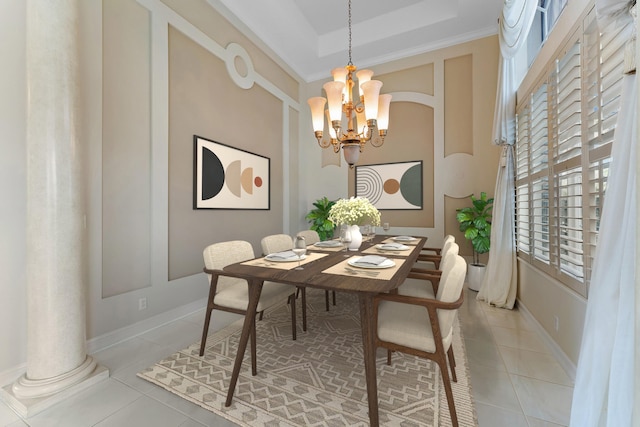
[441,152,475,198]
[225,42,255,89]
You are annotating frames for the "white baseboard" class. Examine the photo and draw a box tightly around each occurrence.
[517,298,577,382]
[86,296,208,354]
[1,297,208,388]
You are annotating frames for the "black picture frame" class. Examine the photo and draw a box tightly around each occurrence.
[193,135,270,210]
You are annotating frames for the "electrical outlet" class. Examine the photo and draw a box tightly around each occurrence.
[553,315,559,332]
[139,298,147,311]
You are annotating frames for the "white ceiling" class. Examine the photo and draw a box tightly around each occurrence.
[212,0,504,82]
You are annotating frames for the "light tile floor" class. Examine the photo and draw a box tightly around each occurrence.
[1,287,574,427]
[458,287,574,427]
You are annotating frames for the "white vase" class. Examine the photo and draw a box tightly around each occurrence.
[348,225,362,251]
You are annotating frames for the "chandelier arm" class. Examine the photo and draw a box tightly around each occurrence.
[317,138,332,149]
[369,134,385,148]
[332,141,341,153]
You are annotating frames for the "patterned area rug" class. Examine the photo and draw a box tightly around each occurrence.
[138,289,477,426]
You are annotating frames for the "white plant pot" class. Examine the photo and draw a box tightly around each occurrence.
[467,263,486,291]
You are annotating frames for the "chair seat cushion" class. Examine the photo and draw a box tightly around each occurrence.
[397,278,436,299]
[215,279,294,312]
[377,300,453,353]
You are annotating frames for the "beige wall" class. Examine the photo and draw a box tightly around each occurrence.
[0,0,304,381]
[167,27,285,280]
[160,0,299,103]
[303,36,502,257]
[102,0,152,297]
[88,0,301,340]
[0,0,28,376]
[519,261,586,365]
[346,102,436,228]
[1,0,592,382]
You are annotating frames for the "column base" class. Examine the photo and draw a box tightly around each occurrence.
[0,362,109,418]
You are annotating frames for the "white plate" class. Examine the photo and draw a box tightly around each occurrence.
[348,257,396,269]
[393,236,417,242]
[376,243,409,251]
[265,254,307,262]
[314,241,343,248]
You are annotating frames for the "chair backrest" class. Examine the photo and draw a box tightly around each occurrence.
[260,234,293,255]
[297,229,320,245]
[435,255,467,336]
[441,235,455,251]
[439,242,459,273]
[203,240,254,293]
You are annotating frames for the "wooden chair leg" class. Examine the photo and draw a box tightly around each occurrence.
[259,311,264,320]
[439,357,459,427]
[199,307,214,356]
[332,290,337,306]
[386,349,392,366]
[250,316,257,376]
[325,290,330,311]
[447,346,457,382]
[290,292,297,341]
[300,288,307,331]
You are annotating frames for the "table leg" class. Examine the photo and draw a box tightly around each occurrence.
[225,279,263,407]
[358,293,379,427]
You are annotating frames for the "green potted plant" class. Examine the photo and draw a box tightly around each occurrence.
[305,197,337,241]
[456,192,493,291]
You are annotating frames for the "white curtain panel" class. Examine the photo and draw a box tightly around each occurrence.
[492,0,538,145]
[478,0,536,307]
[570,72,637,427]
[477,145,517,308]
[570,1,637,421]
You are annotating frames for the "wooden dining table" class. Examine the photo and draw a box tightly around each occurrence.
[217,234,427,427]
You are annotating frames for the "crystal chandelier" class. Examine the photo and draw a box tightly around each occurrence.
[307,0,391,168]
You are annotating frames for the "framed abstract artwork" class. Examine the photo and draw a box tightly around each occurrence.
[355,161,422,210]
[193,135,270,209]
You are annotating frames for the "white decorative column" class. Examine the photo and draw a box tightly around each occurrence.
[1,0,107,417]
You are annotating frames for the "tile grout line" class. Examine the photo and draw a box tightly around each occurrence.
[473,290,533,427]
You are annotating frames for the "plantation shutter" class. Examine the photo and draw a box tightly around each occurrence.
[529,83,550,265]
[583,12,626,288]
[549,40,584,286]
[530,84,548,174]
[531,176,550,264]
[512,5,628,298]
[516,107,531,255]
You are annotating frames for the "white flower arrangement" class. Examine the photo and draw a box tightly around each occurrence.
[327,197,381,226]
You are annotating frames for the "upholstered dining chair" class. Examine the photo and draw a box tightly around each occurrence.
[296,229,338,312]
[417,234,455,269]
[374,254,467,427]
[296,229,320,245]
[200,241,298,376]
[260,234,308,331]
[392,242,461,372]
[399,242,459,299]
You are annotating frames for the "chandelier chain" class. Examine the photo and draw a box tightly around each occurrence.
[348,0,353,65]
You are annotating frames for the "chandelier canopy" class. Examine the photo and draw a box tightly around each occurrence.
[307,0,391,168]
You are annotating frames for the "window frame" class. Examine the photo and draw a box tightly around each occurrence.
[515,5,626,298]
